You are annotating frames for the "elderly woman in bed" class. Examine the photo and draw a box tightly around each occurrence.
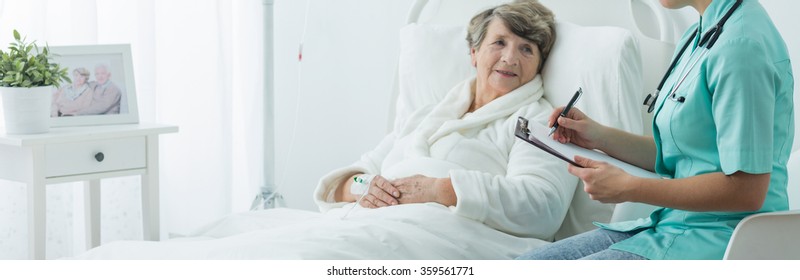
[75,0,578,260]
[316,0,576,239]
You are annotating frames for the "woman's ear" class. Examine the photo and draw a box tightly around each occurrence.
[470,48,477,67]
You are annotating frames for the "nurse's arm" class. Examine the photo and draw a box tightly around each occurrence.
[551,111,657,171]
[594,126,657,172]
[627,171,770,212]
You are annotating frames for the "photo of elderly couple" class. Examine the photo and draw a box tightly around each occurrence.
[51,63,124,117]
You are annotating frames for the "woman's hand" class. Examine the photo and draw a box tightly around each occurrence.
[386,175,456,207]
[335,174,400,208]
[547,107,606,150]
[359,175,401,208]
[568,156,635,204]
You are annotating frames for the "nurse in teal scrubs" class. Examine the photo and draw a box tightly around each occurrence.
[516,0,794,260]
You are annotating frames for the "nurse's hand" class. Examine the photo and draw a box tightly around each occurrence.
[358,175,400,208]
[568,156,634,204]
[547,107,605,150]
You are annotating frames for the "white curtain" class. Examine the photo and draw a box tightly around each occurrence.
[0,0,264,259]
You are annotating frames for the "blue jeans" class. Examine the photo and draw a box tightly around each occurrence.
[516,228,647,260]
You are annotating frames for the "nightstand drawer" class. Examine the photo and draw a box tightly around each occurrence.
[45,137,146,177]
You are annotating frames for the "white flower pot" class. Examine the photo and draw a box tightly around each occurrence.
[1,86,53,134]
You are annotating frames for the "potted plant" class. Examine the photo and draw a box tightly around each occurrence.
[0,29,69,134]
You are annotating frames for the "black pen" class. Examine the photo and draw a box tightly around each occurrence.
[548,87,583,136]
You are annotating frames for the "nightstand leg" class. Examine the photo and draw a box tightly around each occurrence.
[84,180,101,249]
[27,147,46,260]
[27,182,45,260]
[141,136,161,241]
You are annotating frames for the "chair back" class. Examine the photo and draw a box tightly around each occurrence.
[723,151,800,259]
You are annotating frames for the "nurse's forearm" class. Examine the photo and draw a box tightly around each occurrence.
[597,127,657,172]
[627,171,770,212]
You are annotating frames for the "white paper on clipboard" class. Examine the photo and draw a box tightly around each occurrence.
[526,122,662,179]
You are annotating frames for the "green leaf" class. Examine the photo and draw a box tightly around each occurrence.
[1,30,69,88]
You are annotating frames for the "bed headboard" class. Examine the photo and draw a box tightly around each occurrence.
[392,0,677,239]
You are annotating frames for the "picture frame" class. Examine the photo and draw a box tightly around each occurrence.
[47,44,138,127]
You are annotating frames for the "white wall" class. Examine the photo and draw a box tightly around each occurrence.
[273,0,800,211]
[273,0,412,210]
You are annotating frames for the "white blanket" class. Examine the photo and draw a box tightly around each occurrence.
[76,204,548,259]
[76,76,577,260]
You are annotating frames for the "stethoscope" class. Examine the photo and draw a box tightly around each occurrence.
[643,0,742,113]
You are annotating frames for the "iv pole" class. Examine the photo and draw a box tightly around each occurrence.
[253,0,281,209]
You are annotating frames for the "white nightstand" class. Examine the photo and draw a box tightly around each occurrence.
[0,123,177,259]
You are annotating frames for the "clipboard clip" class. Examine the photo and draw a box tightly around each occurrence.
[514,116,584,168]
[516,116,530,135]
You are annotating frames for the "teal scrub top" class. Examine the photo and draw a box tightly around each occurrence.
[597,0,795,260]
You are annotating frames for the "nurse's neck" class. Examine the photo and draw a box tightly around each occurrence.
[689,0,713,15]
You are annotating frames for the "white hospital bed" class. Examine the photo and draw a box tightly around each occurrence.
[76,0,797,259]
[74,0,654,259]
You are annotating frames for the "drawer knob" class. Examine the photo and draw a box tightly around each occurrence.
[95,152,105,162]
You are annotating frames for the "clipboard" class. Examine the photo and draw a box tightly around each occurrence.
[514,116,662,179]
[514,116,584,167]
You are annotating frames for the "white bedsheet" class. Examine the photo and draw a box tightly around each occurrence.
[75,203,548,259]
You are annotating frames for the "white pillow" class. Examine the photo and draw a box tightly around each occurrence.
[395,21,644,240]
[542,21,643,135]
[395,23,475,129]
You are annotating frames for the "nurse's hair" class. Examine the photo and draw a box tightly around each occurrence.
[466,0,556,70]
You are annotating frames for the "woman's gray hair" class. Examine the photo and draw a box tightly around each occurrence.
[73,67,90,79]
[466,0,556,69]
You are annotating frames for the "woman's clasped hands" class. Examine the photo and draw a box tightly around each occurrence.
[357,175,456,208]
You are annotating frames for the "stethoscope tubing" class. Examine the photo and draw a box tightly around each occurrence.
[643,0,742,113]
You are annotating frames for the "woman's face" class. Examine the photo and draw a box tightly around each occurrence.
[72,71,87,86]
[471,18,541,97]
